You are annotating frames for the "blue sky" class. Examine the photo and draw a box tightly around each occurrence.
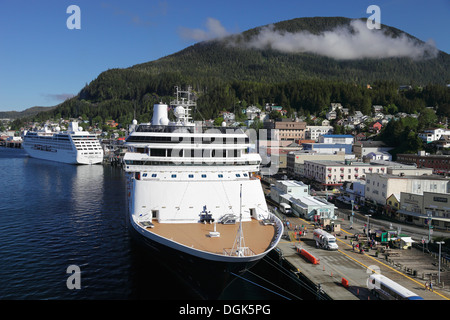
[0,0,448,112]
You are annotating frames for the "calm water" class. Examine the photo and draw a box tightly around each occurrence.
[0,148,297,300]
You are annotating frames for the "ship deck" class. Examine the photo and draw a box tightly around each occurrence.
[138,219,277,256]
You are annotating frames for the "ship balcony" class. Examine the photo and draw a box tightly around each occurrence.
[123,152,261,166]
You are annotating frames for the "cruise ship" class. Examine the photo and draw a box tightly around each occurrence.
[123,87,283,299]
[22,122,104,164]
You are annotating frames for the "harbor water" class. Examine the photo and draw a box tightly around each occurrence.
[0,148,306,300]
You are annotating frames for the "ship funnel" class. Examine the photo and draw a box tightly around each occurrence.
[152,103,169,126]
[69,122,79,132]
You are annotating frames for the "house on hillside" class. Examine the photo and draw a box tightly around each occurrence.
[370,121,383,133]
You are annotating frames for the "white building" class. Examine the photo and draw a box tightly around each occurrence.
[286,151,346,178]
[245,106,261,120]
[365,173,449,206]
[303,160,387,190]
[418,128,450,143]
[270,180,335,220]
[305,126,334,141]
[270,180,310,204]
[318,134,354,144]
[364,151,392,161]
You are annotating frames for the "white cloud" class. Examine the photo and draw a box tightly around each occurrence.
[238,20,438,60]
[178,18,230,41]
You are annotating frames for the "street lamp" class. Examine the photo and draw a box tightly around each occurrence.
[365,214,372,238]
[436,241,445,284]
[427,213,432,244]
[350,200,354,229]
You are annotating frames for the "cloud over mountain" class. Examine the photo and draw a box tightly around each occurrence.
[240,19,438,60]
[181,18,438,60]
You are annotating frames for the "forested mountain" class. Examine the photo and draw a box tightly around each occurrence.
[1,106,56,120]
[20,17,450,126]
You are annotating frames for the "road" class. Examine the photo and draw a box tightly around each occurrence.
[275,209,450,300]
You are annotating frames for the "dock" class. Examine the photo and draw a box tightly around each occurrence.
[0,139,22,148]
[275,213,450,300]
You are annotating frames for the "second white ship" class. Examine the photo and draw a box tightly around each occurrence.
[22,122,104,165]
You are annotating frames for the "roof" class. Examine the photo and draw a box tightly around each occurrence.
[322,135,354,138]
[304,160,386,167]
[355,140,387,147]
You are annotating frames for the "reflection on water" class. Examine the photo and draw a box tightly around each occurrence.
[0,149,296,300]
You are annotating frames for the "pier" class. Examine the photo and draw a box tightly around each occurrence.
[274,211,450,300]
[0,139,22,148]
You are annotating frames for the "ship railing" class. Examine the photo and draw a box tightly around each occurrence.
[223,247,256,257]
[267,211,284,249]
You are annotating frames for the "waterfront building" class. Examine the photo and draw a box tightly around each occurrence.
[270,180,310,204]
[303,160,387,190]
[286,151,346,178]
[398,192,450,229]
[365,173,449,208]
[270,180,335,220]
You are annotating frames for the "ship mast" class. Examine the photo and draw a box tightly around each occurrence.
[170,86,195,124]
[231,184,247,256]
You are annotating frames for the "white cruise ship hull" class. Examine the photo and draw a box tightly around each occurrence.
[23,145,103,164]
[126,173,283,299]
[128,217,267,299]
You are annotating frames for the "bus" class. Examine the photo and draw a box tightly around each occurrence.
[368,274,424,300]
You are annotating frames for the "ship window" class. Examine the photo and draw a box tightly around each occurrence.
[171,174,177,178]
[218,174,223,178]
[235,174,241,177]
[201,174,207,178]
[150,149,166,157]
[188,174,194,178]
[143,173,147,177]
[152,174,157,177]
[243,173,248,177]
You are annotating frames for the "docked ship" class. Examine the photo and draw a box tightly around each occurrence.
[123,87,283,299]
[22,122,104,165]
